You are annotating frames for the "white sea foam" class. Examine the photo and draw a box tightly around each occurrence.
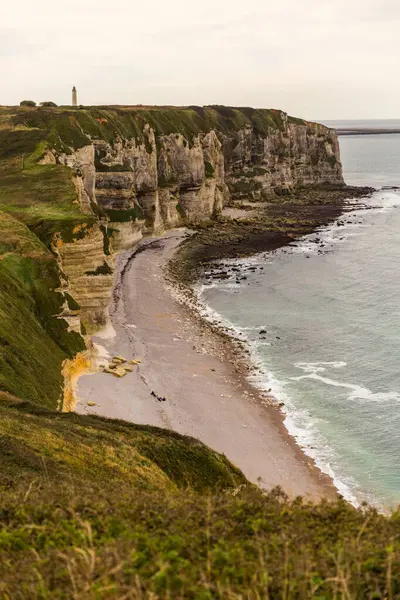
[292,362,400,404]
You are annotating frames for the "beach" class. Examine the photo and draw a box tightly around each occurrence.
[77,228,336,500]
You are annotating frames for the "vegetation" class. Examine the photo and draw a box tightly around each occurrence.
[0,113,92,407]
[0,212,85,407]
[104,206,143,223]
[204,160,215,178]
[287,115,307,126]
[0,397,400,599]
[85,260,113,275]
[40,101,58,107]
[19,100,36,107]
[7,105,294,157]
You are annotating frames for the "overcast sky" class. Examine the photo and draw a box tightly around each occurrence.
[1,0,398,119]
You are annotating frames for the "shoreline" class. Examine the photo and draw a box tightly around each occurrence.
[76,187,374,500]
[77,228,338,500]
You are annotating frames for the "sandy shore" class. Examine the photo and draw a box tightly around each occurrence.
[77,229,336,500]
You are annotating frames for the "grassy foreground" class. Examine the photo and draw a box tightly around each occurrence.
[0,396,400,599]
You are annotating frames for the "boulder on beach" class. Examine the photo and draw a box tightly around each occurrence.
[113,356,127,364]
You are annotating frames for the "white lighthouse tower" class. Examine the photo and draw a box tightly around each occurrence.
[72,86,77,107]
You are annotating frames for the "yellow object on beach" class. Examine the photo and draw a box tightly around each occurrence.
[112,356,127,364]
[129,358,142,365]
[112,367,128,378]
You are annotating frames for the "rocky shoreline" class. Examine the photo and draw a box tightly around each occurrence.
[169,185,374,286]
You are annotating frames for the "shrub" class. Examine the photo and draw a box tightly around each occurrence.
[19,100,36,107]
[40,101,58,107]
[204,160,215,178]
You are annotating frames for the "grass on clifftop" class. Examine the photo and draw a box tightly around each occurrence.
[1,397,400,599]
[6,105,304,153]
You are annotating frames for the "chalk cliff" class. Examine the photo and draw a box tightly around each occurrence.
[41,107,343,228]
[0,105,343,406]
[38,106,342,332]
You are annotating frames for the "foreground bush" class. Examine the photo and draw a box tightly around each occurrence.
[1,484,400,599]
[0,398,400,598]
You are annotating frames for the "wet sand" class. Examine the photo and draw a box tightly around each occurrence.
[77,229,336,500]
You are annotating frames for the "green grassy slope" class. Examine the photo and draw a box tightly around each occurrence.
[1,397,400,599]
[0,215,85,405]
[0,394,245,492]
[0,119,91,407]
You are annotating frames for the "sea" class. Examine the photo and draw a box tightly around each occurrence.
[198,120,400,509]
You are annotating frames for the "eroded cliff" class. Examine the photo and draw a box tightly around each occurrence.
[34,106,343,228]
[0,105,343,407]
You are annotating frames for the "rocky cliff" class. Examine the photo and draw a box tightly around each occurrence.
[35,106,343,228]
[0,105,343,408]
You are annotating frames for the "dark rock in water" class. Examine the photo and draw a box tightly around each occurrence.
[276,336,281,340]
[259,329,267,334]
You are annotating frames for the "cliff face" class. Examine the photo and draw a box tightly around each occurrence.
[42,107,343,332]
[42,108,342,231]
[0,105,343,407]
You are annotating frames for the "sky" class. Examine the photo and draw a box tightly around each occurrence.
[1,0,398,120]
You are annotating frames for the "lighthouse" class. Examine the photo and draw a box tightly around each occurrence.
[72,86,77,107]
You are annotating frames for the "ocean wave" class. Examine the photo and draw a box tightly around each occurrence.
[292,362,400,404]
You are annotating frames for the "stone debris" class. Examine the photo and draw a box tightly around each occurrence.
[129,358,141,365]
[103,356,140,377]
[103,367,117,374]
[112,356,127,364]
[87,401,97,407]
[112,367,128,378]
